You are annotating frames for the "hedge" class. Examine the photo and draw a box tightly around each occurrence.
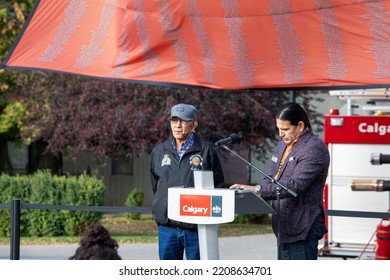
[0,170,105,237]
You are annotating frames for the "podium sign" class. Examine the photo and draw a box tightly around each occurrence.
[168,188,235,225]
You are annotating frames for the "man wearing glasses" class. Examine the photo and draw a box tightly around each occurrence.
[150,103,225,260]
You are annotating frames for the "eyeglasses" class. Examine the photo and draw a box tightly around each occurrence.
[169,117,192,124]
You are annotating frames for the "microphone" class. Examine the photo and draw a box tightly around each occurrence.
[215,134,241,147]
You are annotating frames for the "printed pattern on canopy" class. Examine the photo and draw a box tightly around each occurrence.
[2,0,390,90]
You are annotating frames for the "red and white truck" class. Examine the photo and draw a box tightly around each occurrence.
[319,89,390,259]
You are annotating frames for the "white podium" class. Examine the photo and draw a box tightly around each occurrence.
[168,170,273,260]
[168,170,234,260]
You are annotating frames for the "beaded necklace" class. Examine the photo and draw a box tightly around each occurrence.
[274,143,295,180]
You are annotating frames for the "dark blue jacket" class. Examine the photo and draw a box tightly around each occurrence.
[150,133,225,229]
[259,129,330,243]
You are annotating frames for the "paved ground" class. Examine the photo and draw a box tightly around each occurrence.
[0,234,355,260]
[0,234,277,260]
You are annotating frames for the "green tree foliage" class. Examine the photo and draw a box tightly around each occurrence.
[0,0,35,141]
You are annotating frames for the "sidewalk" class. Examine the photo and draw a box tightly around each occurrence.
[0,234,277,260]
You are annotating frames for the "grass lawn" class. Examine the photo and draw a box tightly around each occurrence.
[0,215,273,245]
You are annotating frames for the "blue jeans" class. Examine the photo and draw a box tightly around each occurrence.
[280,214,327,260]
[158,225,200,260]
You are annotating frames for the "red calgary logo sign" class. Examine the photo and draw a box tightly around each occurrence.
[179,194,223,217]
[180,195,210,217]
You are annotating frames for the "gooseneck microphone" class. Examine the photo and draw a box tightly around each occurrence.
[215,134,241,147]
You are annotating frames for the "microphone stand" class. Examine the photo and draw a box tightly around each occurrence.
[220,144,297,260]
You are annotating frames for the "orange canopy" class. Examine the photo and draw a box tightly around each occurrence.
[3,0,390,90]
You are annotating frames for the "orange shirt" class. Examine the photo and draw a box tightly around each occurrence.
[274,144,294,180]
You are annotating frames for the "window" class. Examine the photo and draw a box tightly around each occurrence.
[111,157,133,175]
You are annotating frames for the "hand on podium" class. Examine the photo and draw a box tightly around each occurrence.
[230,184,261,194]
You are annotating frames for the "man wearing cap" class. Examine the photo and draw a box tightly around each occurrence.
[150,103,225,260]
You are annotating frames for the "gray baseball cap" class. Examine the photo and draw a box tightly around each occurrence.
[170,104,197,121]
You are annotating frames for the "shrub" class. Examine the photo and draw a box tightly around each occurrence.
[0,170,105,237]
[123,187,144,220]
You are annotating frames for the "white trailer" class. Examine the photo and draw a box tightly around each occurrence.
[319,89,390,259]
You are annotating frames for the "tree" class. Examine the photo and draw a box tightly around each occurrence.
[11,72,324,161]
[0,0,35,141]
